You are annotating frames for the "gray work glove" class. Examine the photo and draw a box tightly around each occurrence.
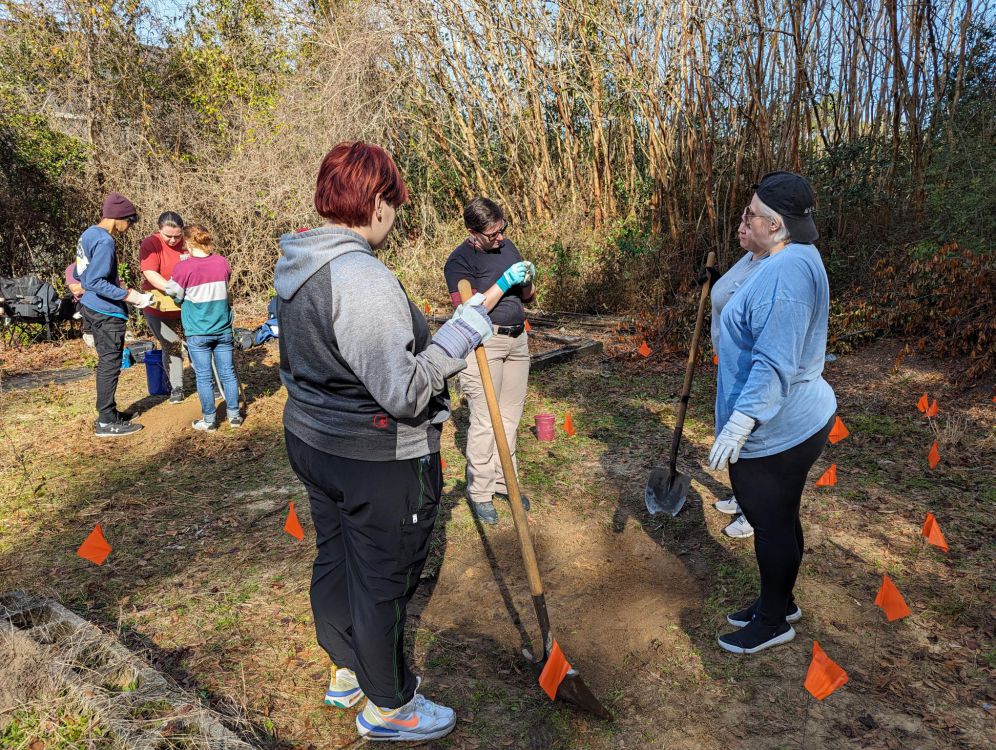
[433,293,493,359]
[708,410,756,471]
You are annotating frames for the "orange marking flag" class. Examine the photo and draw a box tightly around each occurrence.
[524,319,532,332]
[828,416,849,444]
[423,302,431,316]
[284,502,305,540]
[815,464,837,487]
[874,575,912,621]
[927,440,940,470]
[538,640,572,700]
[637,340,651,357]
[77,524,112,565]
[564,412,576,437]
[441,456,447,471]
[926,399,938,417]
[916,393,929,413]
[713,354,719,365]
[921,512,949,552]
[805,641,849,700]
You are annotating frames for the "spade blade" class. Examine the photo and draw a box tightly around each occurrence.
[645,467,690,516]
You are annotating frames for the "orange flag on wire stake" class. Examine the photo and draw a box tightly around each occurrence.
[815,464,837,487]
[916,393,929,413]
[284,502,304,540]
[927,440,940,470]
[874,575,912,621]
[921,513,949,552]
[713,354,719,365]
[805,641,848,700]
[524,319,532,332]
[564,412,576,437]
[926,399,938,417]
[828,416,850,444]
[441,456,447,471]
[77,524,112,565]
[538,640,572,700]
[423,302,431,316]
[637,340,651,357]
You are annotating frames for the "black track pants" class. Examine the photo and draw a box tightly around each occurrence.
[729,415,835,626]
[284,430,442,708]
[83,307,126,423]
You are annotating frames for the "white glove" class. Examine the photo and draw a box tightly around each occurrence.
[133,292,155,309]
[708,410,756,471]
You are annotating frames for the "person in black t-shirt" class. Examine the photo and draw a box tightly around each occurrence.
[443,197,537,524]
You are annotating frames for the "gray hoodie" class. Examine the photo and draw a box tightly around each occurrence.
[275,226,467,461]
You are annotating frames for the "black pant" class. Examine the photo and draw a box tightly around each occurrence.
[285,429,442,708]
[83,307,126,424]
[729,415,835,626]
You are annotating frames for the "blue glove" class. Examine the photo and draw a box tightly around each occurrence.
[496,261,537,292]
[708,411,756,470]
[433,294,493,359]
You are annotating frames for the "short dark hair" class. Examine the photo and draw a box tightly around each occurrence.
[158,211,184,230]
[463,197,504,233]
[314,142,409,227]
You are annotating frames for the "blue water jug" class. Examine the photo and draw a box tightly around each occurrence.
[143,349,171,396]
[121,347,132,369]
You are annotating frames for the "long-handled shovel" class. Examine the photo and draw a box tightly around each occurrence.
[457,280,611,720]
[645,251,717,516]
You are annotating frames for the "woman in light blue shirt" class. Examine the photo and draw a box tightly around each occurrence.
[708,172,837,655]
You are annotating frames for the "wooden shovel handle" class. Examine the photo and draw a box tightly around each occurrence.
[458,280,545,599]
[668,251,718,473]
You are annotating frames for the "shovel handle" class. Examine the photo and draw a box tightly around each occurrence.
[668,251,717,474]
[458,280,545,604]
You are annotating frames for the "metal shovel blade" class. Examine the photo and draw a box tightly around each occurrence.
[645,466,690,516]
[524,650,613,720]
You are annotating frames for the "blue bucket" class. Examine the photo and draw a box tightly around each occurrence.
[144,349,171,396]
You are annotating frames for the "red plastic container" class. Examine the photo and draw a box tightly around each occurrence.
[535,413,556,441]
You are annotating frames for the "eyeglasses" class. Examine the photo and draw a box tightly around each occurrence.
[478,221,508,241]
[741,207,771,225]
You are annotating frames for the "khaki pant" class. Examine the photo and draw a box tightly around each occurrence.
[460,331,530,504]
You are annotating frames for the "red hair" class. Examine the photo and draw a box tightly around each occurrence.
[314,142,410,226]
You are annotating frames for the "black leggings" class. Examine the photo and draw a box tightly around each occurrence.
[729,415,835,626]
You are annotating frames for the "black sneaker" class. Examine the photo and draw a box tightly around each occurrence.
[169,387,184,404]
[494,492,530,511]
[95,420,144,437]
[115,409,134,422]
[718,619,796,654]
[727,600,803,628]
[469,500,499,525]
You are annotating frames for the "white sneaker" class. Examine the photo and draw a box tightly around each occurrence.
[723,513,754,538]
[324,666,364,708]
[714,496,741,515]
[356,683,456,741]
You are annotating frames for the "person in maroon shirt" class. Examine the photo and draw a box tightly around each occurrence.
[139,211,189,403]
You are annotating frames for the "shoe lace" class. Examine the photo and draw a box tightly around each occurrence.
[410,693,446,718]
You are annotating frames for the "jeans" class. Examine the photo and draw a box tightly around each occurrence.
[82,306,126,424]
[186,332,239,422]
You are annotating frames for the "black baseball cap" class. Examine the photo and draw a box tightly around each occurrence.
[754,171,818,243]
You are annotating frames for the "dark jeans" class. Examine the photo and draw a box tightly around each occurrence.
[729,415,835,626]
[285,430,441,708]
[186,332,239,421]
[82,306,126,423]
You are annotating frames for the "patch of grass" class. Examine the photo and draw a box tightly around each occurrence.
[847,413,907,437]
[1,705,112,749]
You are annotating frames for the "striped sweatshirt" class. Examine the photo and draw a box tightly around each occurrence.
[166,254,234,335]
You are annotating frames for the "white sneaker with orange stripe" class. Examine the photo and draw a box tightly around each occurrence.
[324,666,364,708]
[355,684,456,742]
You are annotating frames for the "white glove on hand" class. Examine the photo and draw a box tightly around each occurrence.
[133,292,155,309]
[708,410,756,471]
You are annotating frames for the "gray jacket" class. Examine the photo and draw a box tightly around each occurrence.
[274,226,467,461]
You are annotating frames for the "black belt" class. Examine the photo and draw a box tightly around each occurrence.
[494,323,525,337]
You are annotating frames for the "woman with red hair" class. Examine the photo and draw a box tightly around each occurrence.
[275,142,490,742]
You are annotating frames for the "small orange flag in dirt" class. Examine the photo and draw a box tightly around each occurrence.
[563,412,576,437]
[921,512,949,552]
[524,319,532,332]
[77,523,112,565]
[874,575,912,621]
[538,640,572,700]
[926,399,938,417]
[828,416,849,444]
[815,464,837,487]
[423,302,431,315]
[637,340,651,357]
[441,456,447,471]
[713,354,719,365]
[284,502,304,540]
[805,641,848,701]
[927,440,940,470]
[916,393,929,412]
